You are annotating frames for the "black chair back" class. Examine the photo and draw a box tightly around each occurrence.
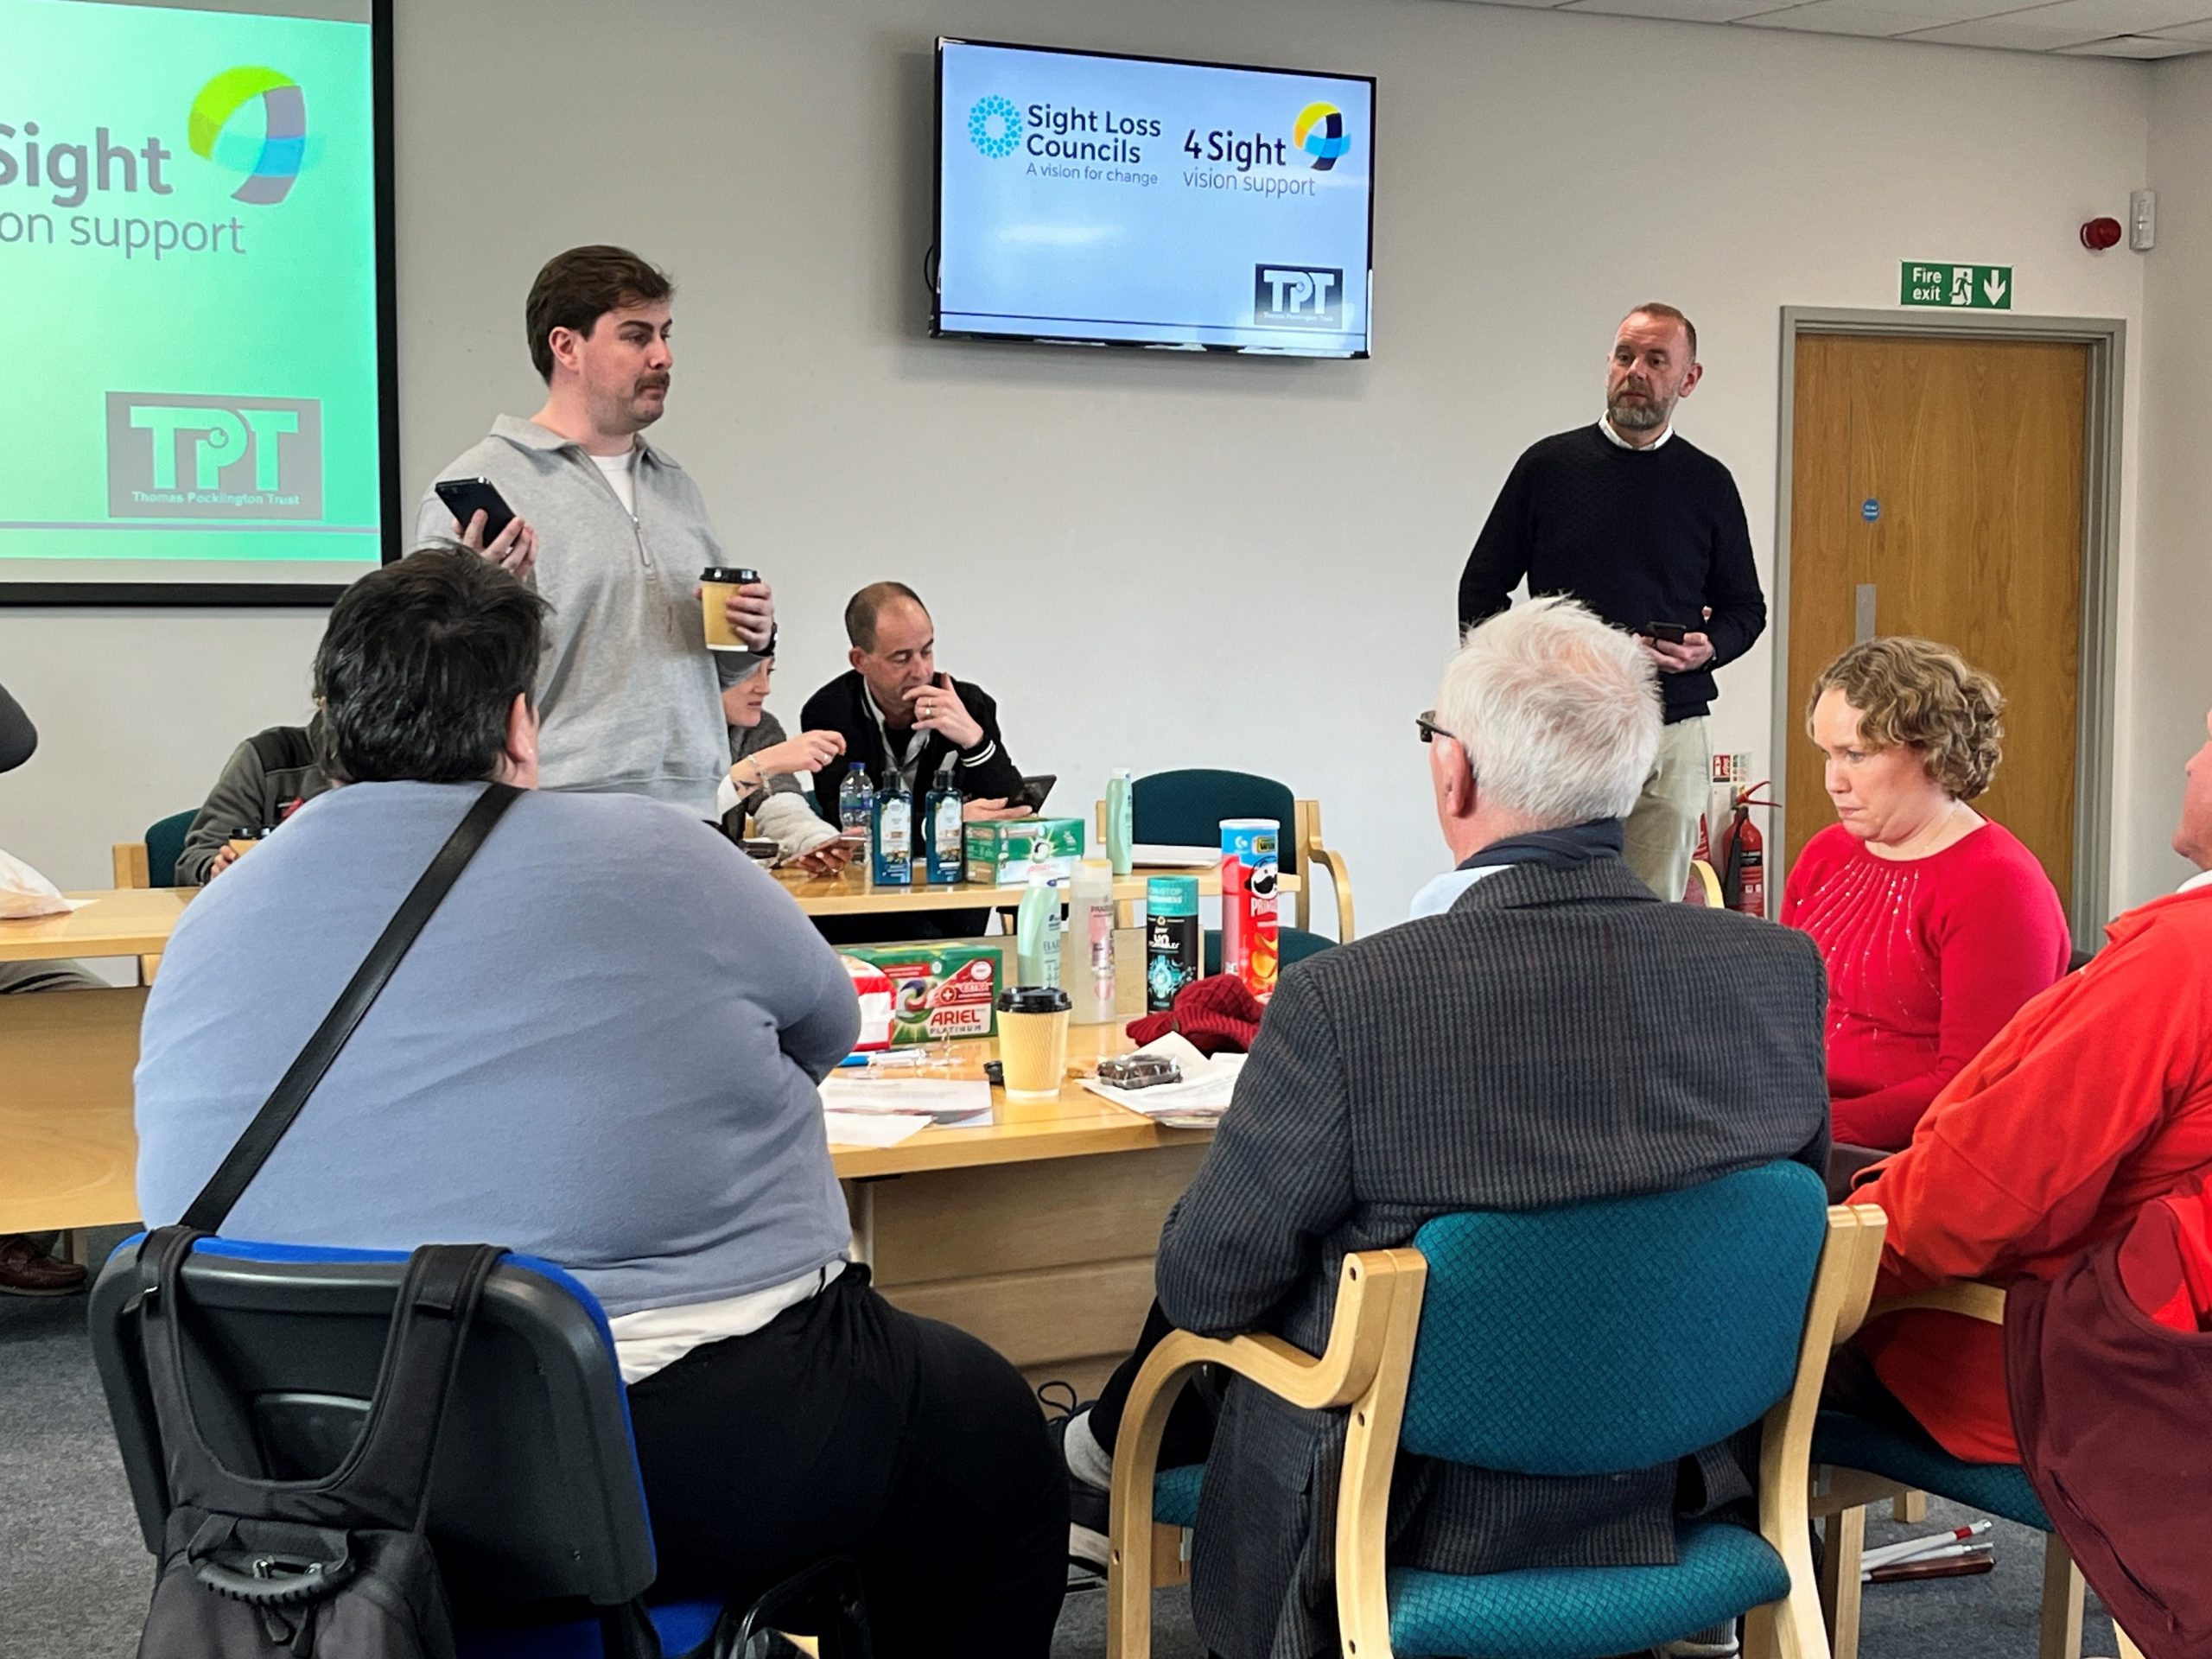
[89,1236,658,1626]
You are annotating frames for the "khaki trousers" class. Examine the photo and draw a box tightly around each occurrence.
[1624,715,1710,901]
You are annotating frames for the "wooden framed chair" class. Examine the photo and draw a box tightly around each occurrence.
[1095,768,1356,954]
[1107,1166,1889,1659]
[1811,1282,2083,1659]
[1685,857,1725,907]
[111,808,197,985]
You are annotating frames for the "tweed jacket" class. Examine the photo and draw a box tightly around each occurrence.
[1154,857,1831,1659]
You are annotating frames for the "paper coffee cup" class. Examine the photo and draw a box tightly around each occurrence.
[700,565,760,652]
[996,986,1072,1103]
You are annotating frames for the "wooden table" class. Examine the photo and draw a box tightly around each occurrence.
[1,888,1210,1388]
[0,887,194,963]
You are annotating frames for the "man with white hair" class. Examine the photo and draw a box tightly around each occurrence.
[1049,599,1829,1659]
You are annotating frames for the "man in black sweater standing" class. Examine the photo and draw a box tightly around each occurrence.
[1459,302,1764,902]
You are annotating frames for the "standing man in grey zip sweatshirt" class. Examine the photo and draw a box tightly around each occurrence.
[417,245,779,817]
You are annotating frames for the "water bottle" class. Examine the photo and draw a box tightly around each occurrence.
[838,763,874,842]
[1105,768,1135,876]
[923,756,964,886]
[1016,866,1061,988]
[872,774,912,887]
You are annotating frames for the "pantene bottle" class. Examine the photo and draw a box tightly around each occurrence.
[1063,858,1118,1025]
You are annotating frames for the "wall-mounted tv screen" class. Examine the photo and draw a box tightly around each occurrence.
[933,39,1374,358]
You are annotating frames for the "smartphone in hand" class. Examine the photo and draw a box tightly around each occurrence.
[1644,620,1688,645]
[434,477,517,543]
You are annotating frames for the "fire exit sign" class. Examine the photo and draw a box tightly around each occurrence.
[1900,262,2012,309]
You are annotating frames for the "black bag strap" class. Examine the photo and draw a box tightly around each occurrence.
[181,784,520,1234]
[138,1230,505,1529]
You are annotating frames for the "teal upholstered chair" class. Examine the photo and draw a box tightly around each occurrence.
[1106,769,1356,962]
[111,808,200,985]
[1811,1284,2084,1659]
[113,808,199,890]
[1107,1164,1889,1659]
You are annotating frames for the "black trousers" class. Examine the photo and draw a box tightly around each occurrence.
[626,1268,1068,1656]
[1087,1299,1222,1471]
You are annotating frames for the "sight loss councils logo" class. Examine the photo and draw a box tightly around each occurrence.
[189,66,307,204]
[969,94,1022,159]
[105,392,324,519]
[1293,102,1350,172]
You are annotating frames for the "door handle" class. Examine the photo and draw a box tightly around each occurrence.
[1854,583,1877,644]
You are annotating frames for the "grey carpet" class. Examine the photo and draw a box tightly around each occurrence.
[0,1240,2112,1658]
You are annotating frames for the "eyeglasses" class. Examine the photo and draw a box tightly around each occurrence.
[1416,709,1452,745]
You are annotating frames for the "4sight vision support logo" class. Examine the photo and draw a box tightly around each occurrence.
[969,94,1022,158]
[1293,103,1349,172]
[188,66,306,204]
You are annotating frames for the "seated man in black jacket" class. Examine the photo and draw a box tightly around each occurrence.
[175,716,333,885]
[801,582,1027,825]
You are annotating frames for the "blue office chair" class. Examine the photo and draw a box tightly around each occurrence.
[1128,769,1355,964]
[89,1236,870,1658]
[1109,1163,1886,1659]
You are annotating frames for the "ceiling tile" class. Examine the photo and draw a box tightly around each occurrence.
[2058,27,2210,45]
[2146,14,2212,35]
[1907,0,2212,44]
[1561,0,1780,19]
[1741,0,2027,35]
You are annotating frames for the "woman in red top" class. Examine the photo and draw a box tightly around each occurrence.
[1781,639,2069,1151]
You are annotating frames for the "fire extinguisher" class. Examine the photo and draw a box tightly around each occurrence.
[1713,783,1774,917]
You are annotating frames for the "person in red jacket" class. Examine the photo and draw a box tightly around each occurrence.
[1847,703,2212,1462]
[1781,638,2069,1151]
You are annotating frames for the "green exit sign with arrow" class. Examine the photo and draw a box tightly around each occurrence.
[1900,262,2012,309]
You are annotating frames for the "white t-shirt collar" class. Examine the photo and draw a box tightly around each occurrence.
[2182,868,2212,894]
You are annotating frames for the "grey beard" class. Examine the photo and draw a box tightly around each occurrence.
[1607,396,1669,431]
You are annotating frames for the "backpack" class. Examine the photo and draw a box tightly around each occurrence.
[130,784,519,1659]
[132,1230,502,1659]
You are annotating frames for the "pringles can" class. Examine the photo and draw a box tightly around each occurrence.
[1218,818,1281,998]
[1145,875,1200,1011]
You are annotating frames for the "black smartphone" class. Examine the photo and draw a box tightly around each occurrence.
[434,477,517,543]
[1009,773,1058,814]
[1644,620,1688,645]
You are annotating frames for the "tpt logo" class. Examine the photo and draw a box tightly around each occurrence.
[105,393,323,519]
[1254,264,1344,329]
[969,94,1021,158]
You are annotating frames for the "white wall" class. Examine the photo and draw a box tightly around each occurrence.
[2133,54,2212,900]
[0,0,2159,926]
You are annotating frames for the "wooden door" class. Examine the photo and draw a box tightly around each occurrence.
[1784,334,2088,912]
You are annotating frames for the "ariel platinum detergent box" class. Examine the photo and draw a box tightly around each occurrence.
[838,943,999,1046]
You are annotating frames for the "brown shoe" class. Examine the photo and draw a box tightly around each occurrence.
[0,1234,88,1296]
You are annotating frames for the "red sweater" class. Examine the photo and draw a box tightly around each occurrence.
[1781,822,2069,1150]
[1853,885,2212,1462]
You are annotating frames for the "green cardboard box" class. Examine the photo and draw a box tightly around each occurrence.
[963,817,1086,887]
[839,941,1000,1045]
